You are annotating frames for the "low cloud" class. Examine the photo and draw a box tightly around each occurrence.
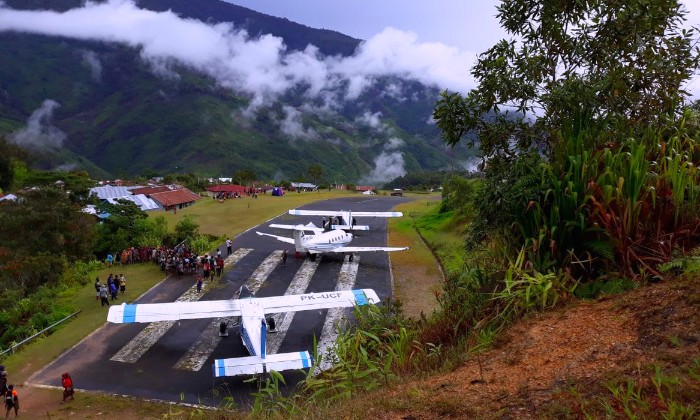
[79,49,102,82]
[355,111,392,134]
[279,105,319,140]
[359,137,406,185]
[9,99,66,149]
[0,0,477,111]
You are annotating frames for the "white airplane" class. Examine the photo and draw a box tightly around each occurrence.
[107,286,380,377]
[256,223,408,260]
[288,209,403,231]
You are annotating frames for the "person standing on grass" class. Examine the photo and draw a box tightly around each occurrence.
[94,277,101,301]
[106,253,113,267]
[99,284,110,307]
[4,384,18,418]
[109,281,118,301]
[119,274,126,295]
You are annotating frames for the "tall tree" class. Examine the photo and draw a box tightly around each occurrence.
[234,169,256,186]
[434,0,700,158]
[308,164,324,189]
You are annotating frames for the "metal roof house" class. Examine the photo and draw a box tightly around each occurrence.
[290,182,317,191]
[105,194,160,211]
[89,185,142,200]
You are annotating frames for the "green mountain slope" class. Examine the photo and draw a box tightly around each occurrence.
[0,0,475,182]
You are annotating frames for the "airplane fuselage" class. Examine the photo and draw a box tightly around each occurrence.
[298,229,353,254]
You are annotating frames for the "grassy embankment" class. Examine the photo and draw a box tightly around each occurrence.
[2,191,441,418]
[388,194,449,318]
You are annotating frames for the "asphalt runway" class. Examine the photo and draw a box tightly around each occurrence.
[28,195,410,407]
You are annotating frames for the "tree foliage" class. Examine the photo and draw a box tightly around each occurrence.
[234,169,257,186]
[307,164,324,187]
[434,0,700,157]
[94,199,148,256]
[0,137,29,193]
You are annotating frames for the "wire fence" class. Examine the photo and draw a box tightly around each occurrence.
[0,310,81,357]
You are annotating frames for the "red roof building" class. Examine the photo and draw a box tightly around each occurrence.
[130,185,174,195]
[150,188,200,210]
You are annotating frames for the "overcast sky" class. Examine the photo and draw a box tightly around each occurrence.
[225,0,508,53]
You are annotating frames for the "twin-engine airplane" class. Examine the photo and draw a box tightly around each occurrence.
[256,223,408,259]
[107,286,380,377]
[288,209,403,231]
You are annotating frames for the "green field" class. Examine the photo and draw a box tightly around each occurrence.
[156,190,353,238]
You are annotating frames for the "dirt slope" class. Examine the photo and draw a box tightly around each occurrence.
[334,275,700,419]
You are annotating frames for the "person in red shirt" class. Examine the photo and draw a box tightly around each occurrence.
[61,373,74,402]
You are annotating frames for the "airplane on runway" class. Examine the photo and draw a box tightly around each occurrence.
[288,208,403,231]
[107,286,380,377]
[256,222,408,260]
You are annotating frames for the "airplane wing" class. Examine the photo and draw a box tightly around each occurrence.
[258,288,380,314]
[255,231,296,245]
[107,300,242,323]
[269,223,325,233]
[346,211,403,218]
[334,246,409,253]
[289,209,403,218]
[213,351,313,377]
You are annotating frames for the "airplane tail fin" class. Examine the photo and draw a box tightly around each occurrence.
[293,229,304,252]
[212,351,313,377]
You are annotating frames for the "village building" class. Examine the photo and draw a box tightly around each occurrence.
[149,188,201,211]
[290,182,317,192]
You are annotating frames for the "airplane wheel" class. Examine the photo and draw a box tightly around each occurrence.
[310,253,317,261]
[349,254,354,262]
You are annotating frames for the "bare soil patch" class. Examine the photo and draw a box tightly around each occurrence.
[333,275,700,419]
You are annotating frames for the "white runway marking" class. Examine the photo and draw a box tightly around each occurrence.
[174,250,283,371]
[110,248,252,364]
[316,254,360,371]
[265,258,321,355]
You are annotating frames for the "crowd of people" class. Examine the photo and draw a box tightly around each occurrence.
[95,273,127,307]
[97,242,231,307]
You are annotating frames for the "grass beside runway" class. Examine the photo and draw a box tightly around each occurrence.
[156,190,353,237]
[388,194,444,318]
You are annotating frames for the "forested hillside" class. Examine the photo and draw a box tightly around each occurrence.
[0,0,475,182]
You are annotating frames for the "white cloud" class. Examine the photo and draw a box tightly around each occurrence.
[355,111,391,133]
[80,50,102,82]
[359,137,406,185]
[0,0,477,111]
[279,105,318,140]
[9,99,66,149]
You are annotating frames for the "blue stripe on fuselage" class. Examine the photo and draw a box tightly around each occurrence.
[122,304,137,323]
[261,319,266,359]
[300,351,310,368]
[352,290,368,306]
